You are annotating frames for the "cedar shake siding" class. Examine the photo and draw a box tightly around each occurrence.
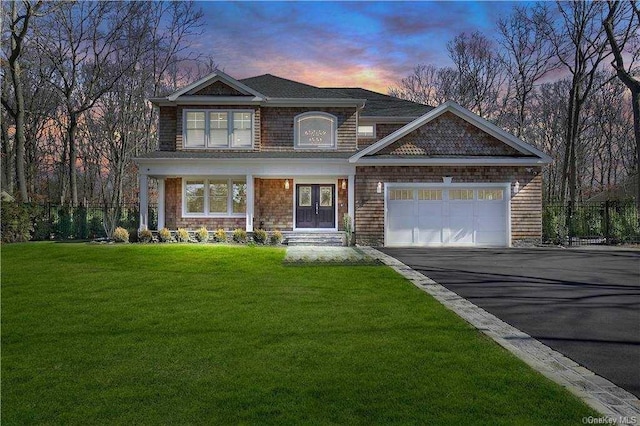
[164,178,245,230]
[354,166,543,246]
[158,106,177,151]
[378,112,521,157]
[255,178,293,230]
[357,123,405,150]
[192,80,246,96]
[260,107,357,152]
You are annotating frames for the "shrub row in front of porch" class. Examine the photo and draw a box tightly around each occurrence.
[131,227,283,245]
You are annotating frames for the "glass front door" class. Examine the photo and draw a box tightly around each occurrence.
[295,184,335,228]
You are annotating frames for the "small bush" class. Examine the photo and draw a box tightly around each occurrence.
[112,227,129,243]
[269,229,283,245]
[139,228,153,243]
[175,228,190,242]
[214,228,227,243]
[158,227,173,242]
[1,201,34,242]
[253,228,267,244]
[88,216,104,239]
[232,228,247,243]
[196,226,209,242]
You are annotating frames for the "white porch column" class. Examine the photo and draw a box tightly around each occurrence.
[246,174,254,232]
[157,178,165,230]
[348,174,355,229]
[139,173,149,231]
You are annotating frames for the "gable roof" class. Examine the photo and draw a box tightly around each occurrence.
[350,101,553,164]
[329,88,434,118]
[239,74,347,99]
[166,69,266,101]
[150,71,434,114]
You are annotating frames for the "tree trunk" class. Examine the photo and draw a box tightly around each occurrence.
[68,114,78,207]
[633,91,640,223]
[10,2,28,202]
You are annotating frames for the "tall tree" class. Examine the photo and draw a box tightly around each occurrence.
[542,1,615,210]
[1,0,43,201]
[496,4,558,137]
[603,0,640,215]
[36,1,144,206]
[447,31,503,118]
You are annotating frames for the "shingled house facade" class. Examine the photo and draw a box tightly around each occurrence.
[135,70,551,246]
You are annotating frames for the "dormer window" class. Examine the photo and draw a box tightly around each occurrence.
[184,110,254,149]
[294,112,337,149]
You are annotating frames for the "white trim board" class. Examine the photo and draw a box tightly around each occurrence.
[167,69,266,101]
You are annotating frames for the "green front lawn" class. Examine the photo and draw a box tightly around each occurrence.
[2,243,596,424]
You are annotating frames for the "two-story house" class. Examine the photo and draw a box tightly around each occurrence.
[135,70,551,246]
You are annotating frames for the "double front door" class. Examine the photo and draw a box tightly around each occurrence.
[295,184,335,228]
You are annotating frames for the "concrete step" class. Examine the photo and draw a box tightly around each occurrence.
[285,232,346,247]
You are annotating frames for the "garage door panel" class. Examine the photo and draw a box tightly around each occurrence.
[476,231,506,245]
[386,186,508,247]
[387,200,414,245]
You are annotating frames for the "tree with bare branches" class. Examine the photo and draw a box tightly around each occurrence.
[603,0,640,217]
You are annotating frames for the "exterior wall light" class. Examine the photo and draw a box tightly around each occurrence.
[376,181,383,194]
[284,179,290,190]
[513,181,520,195]
[341,179,347,190]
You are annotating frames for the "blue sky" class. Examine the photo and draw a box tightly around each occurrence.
[195,1,521,93]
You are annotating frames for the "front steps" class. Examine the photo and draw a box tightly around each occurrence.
[285,231,346,247]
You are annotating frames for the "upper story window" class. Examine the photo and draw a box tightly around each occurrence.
[294,112,337,149]
[357,124,376,138]
[184,110,254,149]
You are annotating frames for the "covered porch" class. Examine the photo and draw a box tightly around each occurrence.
[137,158,355,234]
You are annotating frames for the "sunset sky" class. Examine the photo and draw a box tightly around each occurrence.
[195,1,521,94]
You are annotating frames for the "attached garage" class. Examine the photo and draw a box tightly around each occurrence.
[385,184,510,247]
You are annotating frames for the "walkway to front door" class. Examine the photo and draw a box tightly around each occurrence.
[295,184,335,228]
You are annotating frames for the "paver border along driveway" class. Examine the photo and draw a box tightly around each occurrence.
[379,247,640,399]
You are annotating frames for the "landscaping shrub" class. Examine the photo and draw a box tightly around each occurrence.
[32,215,53,241]
[343,214,353,246]
[112,227,129,243]
[88,216,105,239]
[139,229,153,243]
[56,206,73,240]
[232,228,247,243]
[1,201,34,243]
[253,228,267,244]
[214,228,227,242]
[176,228,190,242]
[73,206,88,239]
[269,229,283,245]
[158,227,173,242]
[196,227,209,242]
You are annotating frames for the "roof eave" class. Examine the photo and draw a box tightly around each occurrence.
[264,98,366,108]
[351,157,550,166]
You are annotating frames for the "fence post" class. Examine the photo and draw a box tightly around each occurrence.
[566,201,573,247]
[604,200,610,244]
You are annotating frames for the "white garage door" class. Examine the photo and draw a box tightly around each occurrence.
[386,186,509,247]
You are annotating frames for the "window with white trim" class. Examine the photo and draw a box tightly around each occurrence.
[294,112,337,149]
[478,189,503,200]
[418,189,442,200]
[184,178,246,216]
[357,124,375,138]
[184,110,254,148]
[389,189,414,200]
[449,189,474,200]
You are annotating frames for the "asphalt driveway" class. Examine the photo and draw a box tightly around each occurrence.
[380,247,640,397]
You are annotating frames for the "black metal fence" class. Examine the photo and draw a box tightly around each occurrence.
[32,203,158,241]
[543,201,639,246]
